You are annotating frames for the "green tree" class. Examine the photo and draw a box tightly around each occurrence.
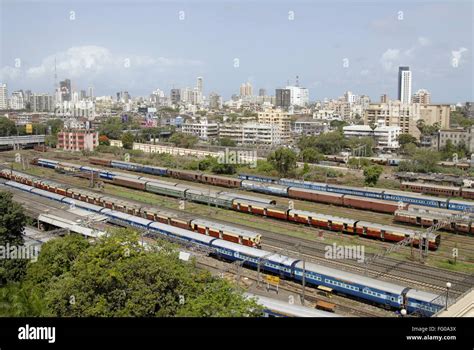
[0,117,17,136]
[99,117,123,140]
[397,134,418,147]
[297,132,346,155]
[169,132,198,148]
[45,135,58,148]
[43,230,261,317]
[0,192,27,283]
[363,165,383,186]
[211,162,236,175]
[0,283,47,317]
[268,147,297,176]
[121,132,135,149]
[46,119,64,135]
[299,148,324,163]
[218,138,237,147]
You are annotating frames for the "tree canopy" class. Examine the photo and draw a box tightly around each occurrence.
[0,191,27,283]
[268,147,297,176]
[1,229,262,317]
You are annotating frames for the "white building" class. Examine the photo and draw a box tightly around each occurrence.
[219,122,281,145]
[10,91,25,110]
[398,67,412,104]
[343,124,401,149]
[0,83,8,109]
[182,118,218,140]
[285,85,309,107]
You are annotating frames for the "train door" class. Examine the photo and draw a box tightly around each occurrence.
[416,216,421,225]
[263,208,268,216]
[362,226,367,236]
[328,220,332,230]
[343,223,348,232]
[248,205,252,213]
[381,230,385,241]
[219,230,223,239]
[238,236,243,245]
[308,216,312,225]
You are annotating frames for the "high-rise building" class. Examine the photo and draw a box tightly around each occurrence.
[30,94,54,112]
[275,89,291,108]
[170,89,181,104]
[59,79,71,102]
[240,82,253,97]
[285,85,309,107]
[0,83,8,109]
[196,77,203,94]
[380,94,389,103]
[208,93,222,110]
[259,88,266,97]
[412,89,431,105]
[398,67,412,104]
[88,86,94,98]
[80,90,87,100]
[10,91,25,110]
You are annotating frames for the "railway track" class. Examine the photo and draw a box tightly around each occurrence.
[4,163,474,290]
[261,234,473,296]
[195,258,387,317]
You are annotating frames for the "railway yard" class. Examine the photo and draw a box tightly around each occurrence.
[1,149,473,318]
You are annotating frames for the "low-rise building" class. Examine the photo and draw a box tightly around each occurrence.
[343,124,401,149]
[57,129,99,151]
[219,122,281,145]
[181,118,218,140]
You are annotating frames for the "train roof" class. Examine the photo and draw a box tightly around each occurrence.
[241,180,289,189]
[114,175,147,184]
[5,181,33,191]
[107,210,152,226]
[288,187,343,197]
[280,178,327,188]
[146,182,183,191]
[289,209,358,224]
[245,293,340,317]
[148,221,216,245]
[191,218,261,238]
[31,188,65,201]
[295,260,406,295]
[402,182,460,191]
[220,192,276,204]
[405,288,442,304]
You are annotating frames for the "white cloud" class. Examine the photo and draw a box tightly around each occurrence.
[451,47,468,66]
[380,49,401,71]
[0,45,203,82]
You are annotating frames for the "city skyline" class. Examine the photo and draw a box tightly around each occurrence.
[0,0,472,103]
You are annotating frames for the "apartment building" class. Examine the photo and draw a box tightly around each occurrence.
[219,123,281,145]
[57,129,99,151]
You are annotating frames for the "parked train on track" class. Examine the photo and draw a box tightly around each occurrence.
[27,159,441,249]
[2,180,445,316]
[89,157,474,213]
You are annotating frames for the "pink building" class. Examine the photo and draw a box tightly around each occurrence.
[57,129,99,151]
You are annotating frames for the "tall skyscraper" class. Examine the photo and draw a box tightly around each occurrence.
[398,66,412,104]
[170,89,181,104]
[88,86,94,98]
[259,88,266,97]
[59,79,71,102]
[0,83,8,109]
[196,77,203,94]
[240,82,253,97]
[275,88,291,108]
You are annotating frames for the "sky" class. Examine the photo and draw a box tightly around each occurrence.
[0,0,473,103]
